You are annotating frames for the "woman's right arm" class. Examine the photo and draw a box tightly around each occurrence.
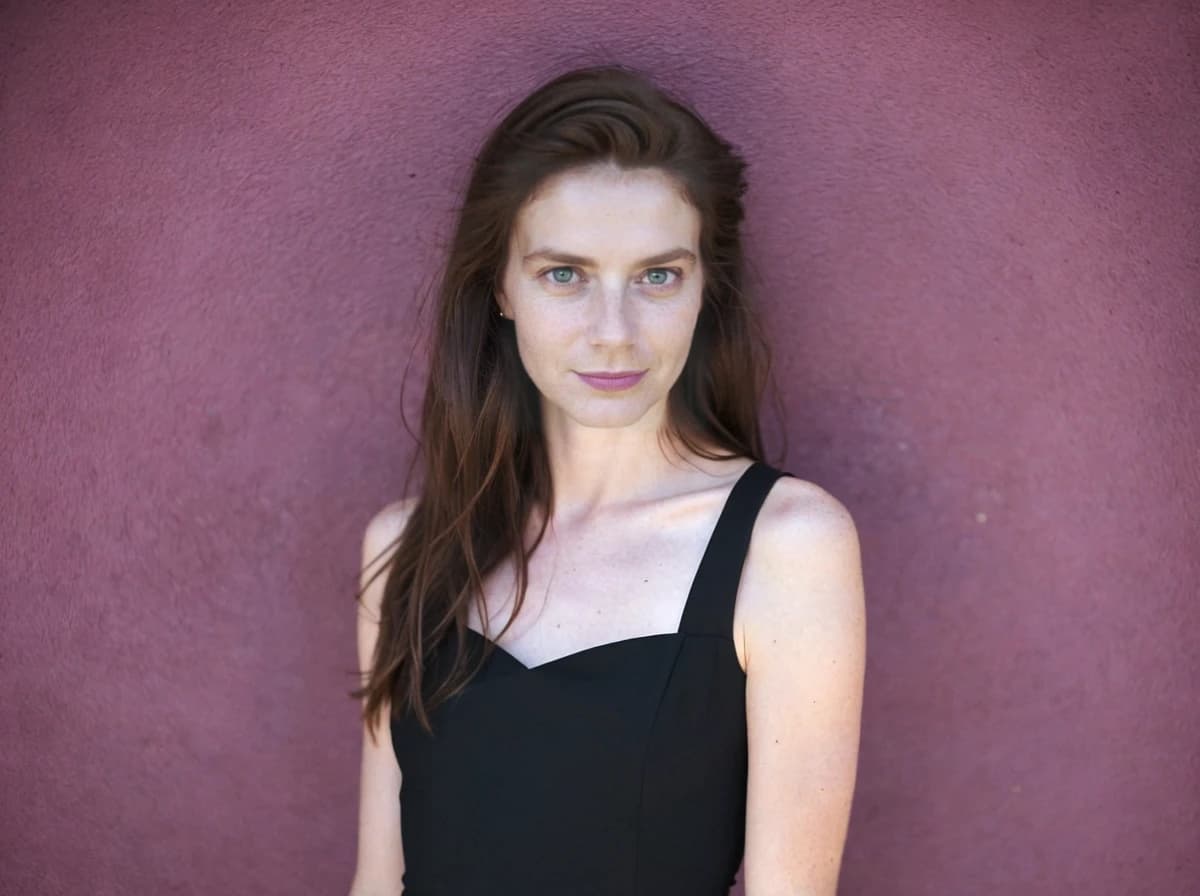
[349,498,418,896]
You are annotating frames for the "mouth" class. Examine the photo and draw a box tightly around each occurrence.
[574,370,648,392]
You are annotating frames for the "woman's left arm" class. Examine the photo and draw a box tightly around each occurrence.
[741,482,867,896]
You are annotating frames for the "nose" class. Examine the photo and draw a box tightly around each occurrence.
[588,279,635,348]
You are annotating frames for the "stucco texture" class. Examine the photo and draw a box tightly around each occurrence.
[2,1,1197,894]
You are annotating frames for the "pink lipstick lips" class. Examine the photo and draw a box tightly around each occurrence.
[575,370,647,391]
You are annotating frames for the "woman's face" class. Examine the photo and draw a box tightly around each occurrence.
[497,162,704,434]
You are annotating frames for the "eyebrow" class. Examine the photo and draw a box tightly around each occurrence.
[521,247,698,267]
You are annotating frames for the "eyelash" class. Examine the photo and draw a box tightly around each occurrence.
[539,266,684,291]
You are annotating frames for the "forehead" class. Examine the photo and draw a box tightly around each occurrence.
[512,164,700,256]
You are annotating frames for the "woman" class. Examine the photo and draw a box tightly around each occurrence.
[349,64,866,896]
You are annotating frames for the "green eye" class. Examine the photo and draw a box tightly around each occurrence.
[548,267,577,284]
[644,268,681,288]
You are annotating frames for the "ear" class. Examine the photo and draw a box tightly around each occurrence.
[495,286,513,319]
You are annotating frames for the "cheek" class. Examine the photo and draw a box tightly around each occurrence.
[661,302,704,355]
[512,316,567,371]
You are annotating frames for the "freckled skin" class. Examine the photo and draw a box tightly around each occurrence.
[496,162,705,438]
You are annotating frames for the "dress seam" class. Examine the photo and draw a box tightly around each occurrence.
[630,637,687,896]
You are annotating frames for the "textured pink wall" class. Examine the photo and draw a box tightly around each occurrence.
[2,2,1197,894]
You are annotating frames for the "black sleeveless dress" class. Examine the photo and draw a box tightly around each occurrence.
[390,461,791,895]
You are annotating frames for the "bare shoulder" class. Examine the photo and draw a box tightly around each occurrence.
[364,496,420,561]
[739,475,865,669]
[756,475,860,552]
[358,496,421,621]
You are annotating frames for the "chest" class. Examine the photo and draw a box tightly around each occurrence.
[466,502,730,669]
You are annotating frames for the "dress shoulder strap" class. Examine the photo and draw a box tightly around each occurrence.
[678,460,792,637]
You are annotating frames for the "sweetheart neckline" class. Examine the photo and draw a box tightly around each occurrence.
[463,626,683,673]
[461,627,748,678]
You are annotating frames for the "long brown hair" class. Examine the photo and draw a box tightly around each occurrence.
[353,63,776,738]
